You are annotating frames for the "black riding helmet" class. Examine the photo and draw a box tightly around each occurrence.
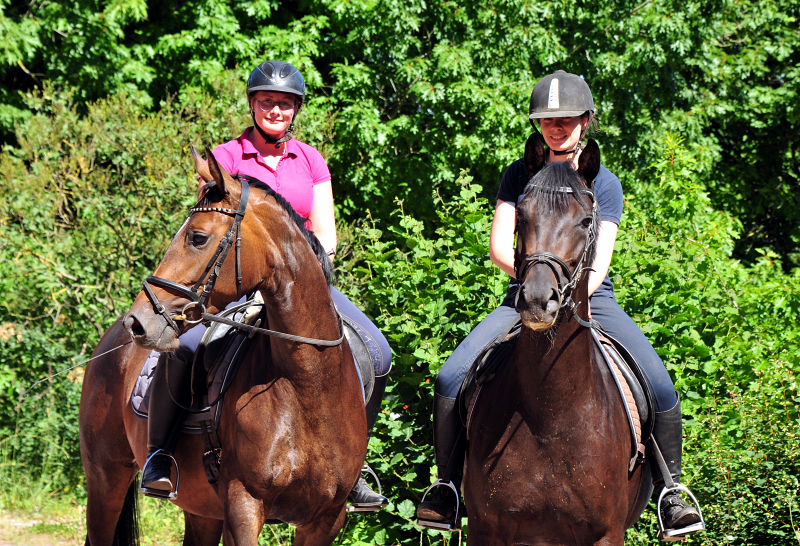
[247,61,306,147]
[528,70,594,155]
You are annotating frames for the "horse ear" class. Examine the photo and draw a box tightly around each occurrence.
[205,146,228,195]
[524,132,546,177]
[191,145,213,182]
[577,139,601,187]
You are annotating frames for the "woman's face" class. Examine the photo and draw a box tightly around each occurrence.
[539,115,588,154]
[250,91,298,138]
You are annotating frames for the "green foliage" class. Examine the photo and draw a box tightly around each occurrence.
[0,0,798,542]
[1,0,797,265]
[335,173,503,544]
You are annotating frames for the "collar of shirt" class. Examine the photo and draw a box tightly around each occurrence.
[240,128,297,163]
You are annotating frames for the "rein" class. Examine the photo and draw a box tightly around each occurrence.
[141,179,344,348]
[514,185,598,329]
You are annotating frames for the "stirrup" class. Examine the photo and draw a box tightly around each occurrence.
[657,484,705,542]
[346,464,387,513]
[415,480,461,531]
[138,449,180,500]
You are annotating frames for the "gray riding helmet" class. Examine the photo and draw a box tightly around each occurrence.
[529,70,594,120]
[246,61,305,145]
[247,61,306,104]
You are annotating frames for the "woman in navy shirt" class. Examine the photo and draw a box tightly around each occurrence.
[416,71,703,539]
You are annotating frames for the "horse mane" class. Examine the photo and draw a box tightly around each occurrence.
[522,161,599,268]
[196,175,334,285]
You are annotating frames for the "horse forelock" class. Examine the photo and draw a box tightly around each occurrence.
[521,161,598,266]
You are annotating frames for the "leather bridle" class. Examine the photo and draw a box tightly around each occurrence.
[140,179,344,347]
[514,185,598,328]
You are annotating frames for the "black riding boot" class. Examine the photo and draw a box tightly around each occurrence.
[416,394,464,529]
[650,396,704,540]
[348,373,390,511]
[140,353,191,498]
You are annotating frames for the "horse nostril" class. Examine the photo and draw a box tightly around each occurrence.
[130,316,145,337]
[545,289,561,316]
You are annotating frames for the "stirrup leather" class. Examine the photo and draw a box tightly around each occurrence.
[657,484,706,541]
[346,464,387,512]
[415,480,461,531]
[138,449,180,500]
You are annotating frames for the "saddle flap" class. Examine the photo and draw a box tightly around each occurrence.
[342,317,375,403]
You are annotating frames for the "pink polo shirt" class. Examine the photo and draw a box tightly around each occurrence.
[212,129,331,219]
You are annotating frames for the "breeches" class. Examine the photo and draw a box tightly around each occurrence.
[434,294,678,412]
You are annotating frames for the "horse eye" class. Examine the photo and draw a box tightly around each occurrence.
[188,232,208,246]
[582,217,593,228]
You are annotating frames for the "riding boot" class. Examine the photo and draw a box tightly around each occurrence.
[348,373,389,511]
[140,353,191,498]
[650,395,704,540]
[416,394,465,529]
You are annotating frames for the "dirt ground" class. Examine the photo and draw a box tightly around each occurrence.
[0,511,81,546]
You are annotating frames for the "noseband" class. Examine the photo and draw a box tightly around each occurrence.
[514,185,598,328]
[140,179,344,347]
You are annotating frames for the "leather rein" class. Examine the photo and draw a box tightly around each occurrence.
[514,185,599,329]
[141,179,344,348]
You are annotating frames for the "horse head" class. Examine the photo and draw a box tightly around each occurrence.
[123,146,332,351]
[514,136,600,330]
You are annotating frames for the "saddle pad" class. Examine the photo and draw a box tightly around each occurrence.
[600,339,644,457]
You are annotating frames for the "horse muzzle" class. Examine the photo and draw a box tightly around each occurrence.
[515,278,561,331]
[123,307,181,352]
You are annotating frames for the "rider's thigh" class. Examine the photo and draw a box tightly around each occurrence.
[329,286,392,375]
[435,304,519,399]
[589,294,678,412]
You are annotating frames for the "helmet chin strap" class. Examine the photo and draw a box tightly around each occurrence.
[251,111,293,148]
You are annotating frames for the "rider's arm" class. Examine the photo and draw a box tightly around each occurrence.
[587,220,619,296]
[308,181,337,260]
[489,200,517,278]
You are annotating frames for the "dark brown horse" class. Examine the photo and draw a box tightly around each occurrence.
[463,138,651,545]
[79,149,366,545]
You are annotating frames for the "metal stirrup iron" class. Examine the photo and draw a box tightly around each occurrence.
[138,449,181,500]
[416,479,461,531]
[648,438,706,541]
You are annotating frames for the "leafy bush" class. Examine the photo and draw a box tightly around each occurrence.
[0,74,799,546]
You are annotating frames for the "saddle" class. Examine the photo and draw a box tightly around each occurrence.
[457,317,655,471]
[131,295,383,485]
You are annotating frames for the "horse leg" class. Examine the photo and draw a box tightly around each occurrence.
[221,480,265,546]
[84,463,138,546]
[184,512,223,546]
[292,507,346,546]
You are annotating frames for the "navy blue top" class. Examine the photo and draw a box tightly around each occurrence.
[496,158,623,299]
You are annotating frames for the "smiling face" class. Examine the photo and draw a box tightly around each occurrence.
[539,114,589,154]
[250,90,299,138]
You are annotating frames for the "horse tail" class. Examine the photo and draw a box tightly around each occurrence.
[112,480,140,546]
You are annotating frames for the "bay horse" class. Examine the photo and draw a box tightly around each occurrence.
[463,137,652,545]
[79,148,366,545]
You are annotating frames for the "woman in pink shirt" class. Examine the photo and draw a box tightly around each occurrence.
[140,61,392,511]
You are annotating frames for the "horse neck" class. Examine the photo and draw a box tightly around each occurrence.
[249,198,342,380]
[511,281,598,403]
